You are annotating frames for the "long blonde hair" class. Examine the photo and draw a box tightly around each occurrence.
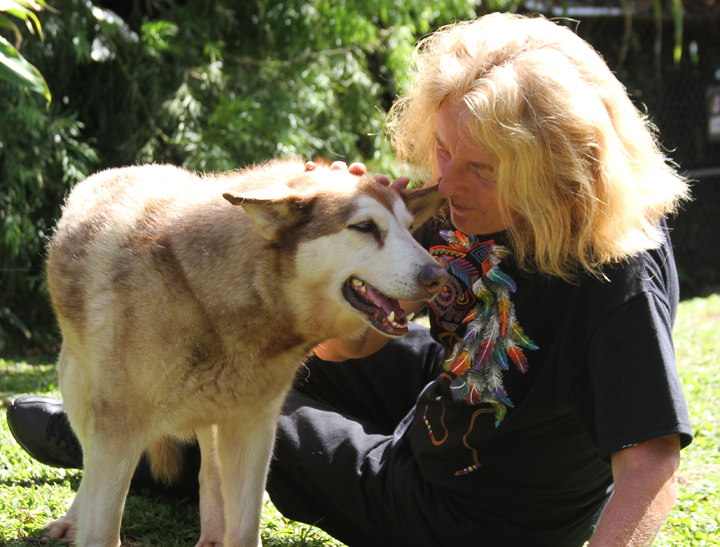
[388,13,689,281]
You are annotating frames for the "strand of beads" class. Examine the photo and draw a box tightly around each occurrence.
[455,464,480,476]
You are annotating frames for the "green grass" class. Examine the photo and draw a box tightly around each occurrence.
[1,296,719,546]
[654,295,720,546]
[0,362,344,546]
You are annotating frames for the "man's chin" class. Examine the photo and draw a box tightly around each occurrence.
[450,210,479,235]
[450,211,504,236]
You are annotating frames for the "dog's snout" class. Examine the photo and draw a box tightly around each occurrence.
[419,264,450,294]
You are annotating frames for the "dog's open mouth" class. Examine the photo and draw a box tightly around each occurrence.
[343,277,409,337]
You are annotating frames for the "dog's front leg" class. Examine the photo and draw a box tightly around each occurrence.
[215,412,280,547]
[75,433,143,547]
[195,425,225,547]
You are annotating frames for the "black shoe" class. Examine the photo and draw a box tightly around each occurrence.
[6,395,83,469]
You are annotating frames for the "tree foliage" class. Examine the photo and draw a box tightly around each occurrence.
[0,0,482,352]
[0,0,51,103]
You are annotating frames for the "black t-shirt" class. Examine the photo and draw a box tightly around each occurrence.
[402,219,693,546]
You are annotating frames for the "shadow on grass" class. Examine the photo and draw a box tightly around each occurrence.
[0,353,58,367]
[2,532,68,547]
[0,475,81,490]
[3,489,202,547]
[0,360,59,400]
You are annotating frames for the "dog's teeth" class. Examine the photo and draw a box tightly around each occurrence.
[352,278,367,293]
[388,311,395,323]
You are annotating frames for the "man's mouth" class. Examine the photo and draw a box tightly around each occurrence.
[342,277,409,337]
[449,201,472,213]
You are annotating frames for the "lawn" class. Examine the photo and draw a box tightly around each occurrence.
[1,295,719,546]
[0,369,343,546]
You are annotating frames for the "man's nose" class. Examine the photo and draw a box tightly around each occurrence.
[437,165,466,198]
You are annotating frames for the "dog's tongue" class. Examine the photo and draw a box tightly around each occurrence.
[364,282,404,319]
[344,278,409,336]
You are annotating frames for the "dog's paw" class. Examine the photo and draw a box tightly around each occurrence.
[40,518,76,540]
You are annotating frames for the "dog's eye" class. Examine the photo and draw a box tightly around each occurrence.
[349,220,382,240]
[350,221,376,233]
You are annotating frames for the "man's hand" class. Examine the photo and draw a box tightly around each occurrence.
[304,160,411,190]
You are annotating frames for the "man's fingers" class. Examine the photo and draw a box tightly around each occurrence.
[348,162,367,176]
[374,174,391,186]
[309,161,407,190]
[373,174,410,189]
[391,176,411,190]
[330,161,348,171]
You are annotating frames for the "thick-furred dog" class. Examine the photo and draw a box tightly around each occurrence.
[43,160,448,547]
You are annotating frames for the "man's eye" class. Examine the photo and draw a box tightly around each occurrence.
[472,168,498,185]
[436,145,450,158]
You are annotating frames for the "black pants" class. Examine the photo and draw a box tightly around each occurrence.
[265,323,457,547]
[265,323,611,547]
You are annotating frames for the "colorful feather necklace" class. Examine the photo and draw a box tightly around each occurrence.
[438,230,538,426]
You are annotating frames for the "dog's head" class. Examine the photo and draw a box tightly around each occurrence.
[223,165,449,339]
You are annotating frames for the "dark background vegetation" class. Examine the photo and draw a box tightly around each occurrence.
[1,0,719,353]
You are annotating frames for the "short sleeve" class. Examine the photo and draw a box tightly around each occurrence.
[583,291,693,458]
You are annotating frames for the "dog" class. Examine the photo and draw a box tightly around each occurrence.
[42,159,449,547]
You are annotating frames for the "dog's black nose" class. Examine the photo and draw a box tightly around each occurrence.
[419,264,450,294]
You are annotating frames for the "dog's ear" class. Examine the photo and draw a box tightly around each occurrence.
[223,183,310,241]
[400,185,446,232]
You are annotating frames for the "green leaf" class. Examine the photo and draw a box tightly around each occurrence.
[11,0,47,8]
[0,12,16,30]
[0,34,50,102]
[0,0,43,38]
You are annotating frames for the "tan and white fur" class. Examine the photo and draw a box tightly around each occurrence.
[43,160,449,547]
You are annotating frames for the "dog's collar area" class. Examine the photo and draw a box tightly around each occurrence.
[342,277,409,336]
